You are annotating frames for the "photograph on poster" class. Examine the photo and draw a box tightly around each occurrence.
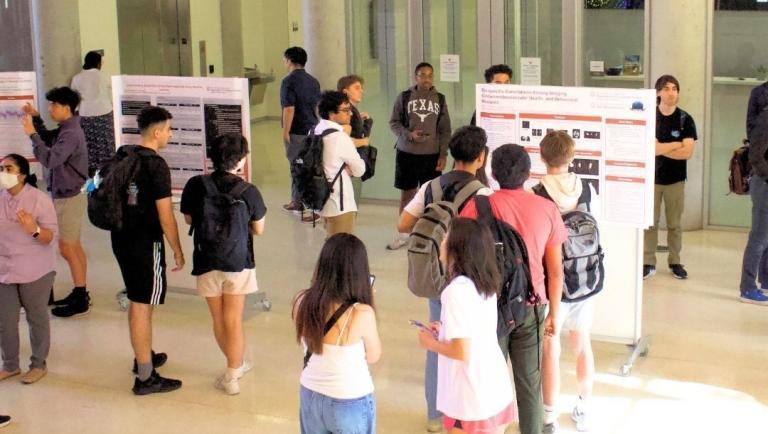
[572,158,600,176]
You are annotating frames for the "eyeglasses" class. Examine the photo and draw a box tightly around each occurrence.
[338,108,352,114]
[416,73,434,78]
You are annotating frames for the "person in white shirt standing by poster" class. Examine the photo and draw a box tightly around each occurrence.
[71,50,115,177]
[314,91,366,237]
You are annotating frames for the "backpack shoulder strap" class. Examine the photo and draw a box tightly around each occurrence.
[531,183,552,201]
[229,179,250,199]
[453,180,484,210]
[429,178,443,204]
[400,89,412,128]
[437,92,446,123]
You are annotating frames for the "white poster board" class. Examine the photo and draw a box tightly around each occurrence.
[111,75,252,192]
[0,71,38,160]
[476,84,656,346]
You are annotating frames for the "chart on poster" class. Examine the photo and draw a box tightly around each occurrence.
[0,71,38,160]
[112,75,251,191]
[476,84,656,228]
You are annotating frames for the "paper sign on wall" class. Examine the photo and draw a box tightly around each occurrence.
[440,54,460,82]
[0,71,38,160]
[520,57,541,86]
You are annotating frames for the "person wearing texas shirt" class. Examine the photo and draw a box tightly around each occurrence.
[386,62,452,251]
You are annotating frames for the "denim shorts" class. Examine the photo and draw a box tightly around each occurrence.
[300,385,376,434]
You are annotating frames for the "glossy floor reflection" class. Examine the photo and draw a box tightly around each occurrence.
[1,122,766,433]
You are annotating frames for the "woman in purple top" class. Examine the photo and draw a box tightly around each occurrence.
[0,154,58,385]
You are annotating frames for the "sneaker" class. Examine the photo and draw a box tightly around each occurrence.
[282,201,304,214]
[51,292,91,318]
[543,420,559,434]
[132,351,168,374]
[236,359,253,379]
[386,233,408,251]
[425,417,442,432]
[214,375,240,395]
[0,415,10,428]
[52,288,92,307]
[20,367,47,384]
[669,264,688,279]
[132,371,182,395]
[740,288,768,305]
[0,369,21,382]
[301,212,321,224]
[642,265,656,280]
[572,406,591,432]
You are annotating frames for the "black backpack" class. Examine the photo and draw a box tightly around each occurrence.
[474,195,536,338]
[189,176,251,273]
[291,128,346,211]
[728,139,751,195]
[88,145,154,232]
[533,181,605,302]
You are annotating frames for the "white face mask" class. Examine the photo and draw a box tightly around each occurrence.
[0,171,20,190]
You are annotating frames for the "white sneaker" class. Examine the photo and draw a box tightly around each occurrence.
[214,375,240,395]
[236,359,253,379]
[425,417,442,432]
[386,233,408,250]
[572,406,591,432]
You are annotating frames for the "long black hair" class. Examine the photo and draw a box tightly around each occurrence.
[2,154,38,188]
[293,233,374,354]
[445,217,501,298]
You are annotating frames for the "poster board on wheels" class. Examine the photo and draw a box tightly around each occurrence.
[110,75,270,313]
[476,84,656,375]
[0,71,40,172]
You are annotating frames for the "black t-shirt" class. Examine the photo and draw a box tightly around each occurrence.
[180,172,267,274]
[119,147,172,241]
[655,107,697,185]
[280,69,321,136]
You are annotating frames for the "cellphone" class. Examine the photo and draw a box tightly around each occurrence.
[369,274,376,286]
[410,320,438,337]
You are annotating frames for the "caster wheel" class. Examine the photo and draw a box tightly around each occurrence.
[261,299,272,311]
[640,348,649,357]
[619,365,631,377]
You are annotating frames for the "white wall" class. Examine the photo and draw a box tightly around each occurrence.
[190,0,223,77]
[77,0,121,75]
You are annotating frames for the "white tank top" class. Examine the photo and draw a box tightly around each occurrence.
[300,305,374,399]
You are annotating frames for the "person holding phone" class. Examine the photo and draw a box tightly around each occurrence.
[293,233,381,434]
[417,218,516,434]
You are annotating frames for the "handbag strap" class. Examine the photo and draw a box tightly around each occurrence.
[303,301,355,368]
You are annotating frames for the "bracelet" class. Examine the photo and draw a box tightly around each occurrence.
[32,225,41,239]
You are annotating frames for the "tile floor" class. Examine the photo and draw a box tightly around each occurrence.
[1,122,766,433]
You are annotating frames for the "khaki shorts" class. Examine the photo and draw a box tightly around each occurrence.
[323,212,356,237]
[196,268,258,298]
[54,194,86,242]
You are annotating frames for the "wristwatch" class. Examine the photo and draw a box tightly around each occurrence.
[32,226,41,239]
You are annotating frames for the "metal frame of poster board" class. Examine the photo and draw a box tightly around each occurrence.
[0,71,42,177]
[110,75,271,314]
[476,83,654,375]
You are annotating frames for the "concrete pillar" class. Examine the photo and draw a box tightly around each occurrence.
[648,2,708,230]
[35,0,82,100]
[302,0,348,89]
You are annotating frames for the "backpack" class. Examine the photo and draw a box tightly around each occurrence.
[474,195,536,338]
[728,139,751,195]
[291,128,346,211]
[357,145,377,181]
[407,179,484,299]
[532,181,605,302]
[87,145,154,232]
[189,176,251,273]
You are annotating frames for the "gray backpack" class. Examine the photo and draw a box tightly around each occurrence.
[407,179,484,298]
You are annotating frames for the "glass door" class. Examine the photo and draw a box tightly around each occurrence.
[504,0,563,86]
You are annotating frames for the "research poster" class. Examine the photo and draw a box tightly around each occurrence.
[476,84,656,228]
[0,71,38,160]
[112,75,251,191]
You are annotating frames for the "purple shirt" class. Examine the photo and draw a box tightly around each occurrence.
[0,184,58,284]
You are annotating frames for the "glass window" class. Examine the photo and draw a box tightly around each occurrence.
[708,4,768,226]
[505,0,563,86]
[0,0,35,72]
[581,1,645,89]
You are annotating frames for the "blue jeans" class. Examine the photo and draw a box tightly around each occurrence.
[300,386,376,434]
[740,176,768,293]
[425,297,442,420]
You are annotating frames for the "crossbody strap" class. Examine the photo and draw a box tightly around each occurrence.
[303,301,355,368]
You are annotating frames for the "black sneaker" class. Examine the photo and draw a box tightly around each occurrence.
[52,288,93,307]
[0,414,10,428]
[643,265,656,280]
[51,292,91,318]
[132,351,168,374]
[670,264,688,279]
[132,371,182,396]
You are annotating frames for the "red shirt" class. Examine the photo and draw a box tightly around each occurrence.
[460,189,567,303]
